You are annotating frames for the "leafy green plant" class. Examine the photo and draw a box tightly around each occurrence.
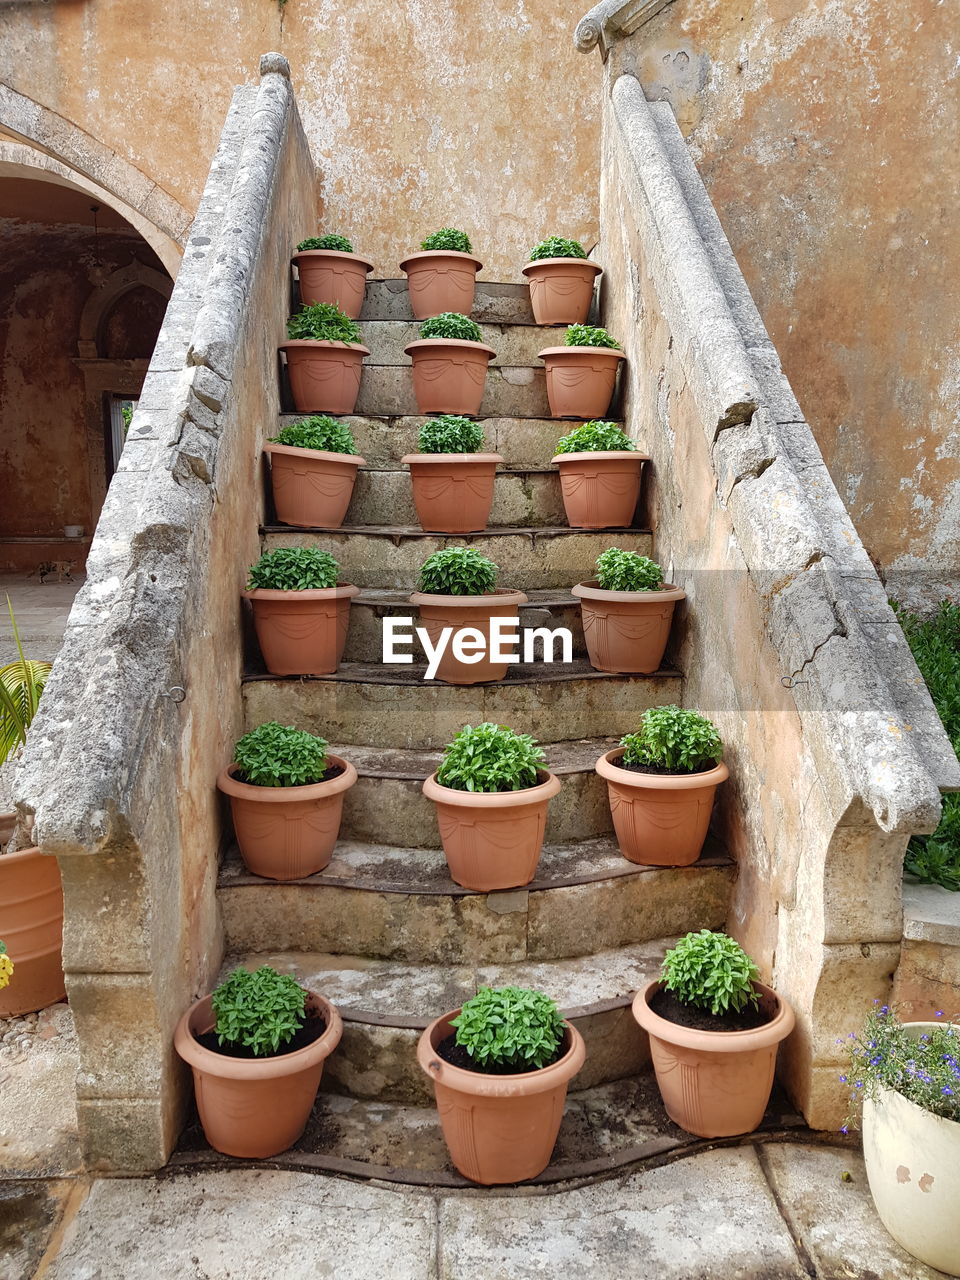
[555,420,635,455]
[247,547,339,591]
[595,548,663,593]
[619,705,723,773]
[211,965,307,1056]
[269,416,358,455]
[287,302,362,344]
[565,324,621,350]
[420,228,472,253]
[451,986,566,1070]
[418,547,497,596]
[528,236,587,262]
[418,313,483,343]
[661,930,760,1016]
[0,597,51,768]
[436,722,545,793]
[297,234,354,253]
[233,720,329,788]
[417,415,486,454]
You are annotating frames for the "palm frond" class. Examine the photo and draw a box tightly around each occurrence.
[0,597,51,767]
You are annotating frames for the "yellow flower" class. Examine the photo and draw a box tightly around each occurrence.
[0,952,13,991]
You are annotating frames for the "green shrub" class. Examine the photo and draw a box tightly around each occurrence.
[234,720,329,788]
[269,415,358,455]
[418,547,497,596]
[211,965,307,1056]
[0,598,51,768]
[417,415,486,454]
[287,302,362,344]
[565,324,621,350]
[528,236,587,262]
[555,420,635,455]
[247,546,339,591]
[421,228,472,253]
[418,312,483,343]
[660,930,760,1016]
[451,986,566,1070]
[436,722,545,793]
[297,234,354,253]
[595,548,663,593]
[619,705,723,773]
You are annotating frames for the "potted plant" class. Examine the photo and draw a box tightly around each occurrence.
[632,929,795,1137]
[595,705,728,866]
[551,420,646,529]
[521,237,602,326]
[843,1004,960,1275]
[422,723,560,890]
[293,233,373,320]
[280,302,369,415]
[404,313,496,416]
[174,964,343,1158]
[243,547,360,676]
[571,548,685,674]
[408,548,526,685]
[400,228,483,319]
[538,324,626,419]
[216,721,356,880]
[400,416,502,533]
[264,416,366,529]
[417,985,586,1184]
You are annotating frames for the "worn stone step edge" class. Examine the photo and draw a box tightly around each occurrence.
[242,660,680,688]
[261,523,649,540]
[333,737,621,782]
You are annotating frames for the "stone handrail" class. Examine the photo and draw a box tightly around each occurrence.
[574,0,674,56]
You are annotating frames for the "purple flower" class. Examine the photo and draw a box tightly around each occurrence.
[839,1074,848,1084]
[840,1125,849,1135]
[943,1088,954,1097]
[935,1010,944,1018]
[855,1080,864,1089]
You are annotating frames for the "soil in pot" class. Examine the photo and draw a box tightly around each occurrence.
[616,760,714,777]
[405,339,496,416]
[539,346,625,419]
[437,1034,565,1074]
[281,341,368,415]
[648,988,773,1034]
[294,249,373,319]
[196,1012,327,1059]
[522,258,602,326]
[400,250,483,319]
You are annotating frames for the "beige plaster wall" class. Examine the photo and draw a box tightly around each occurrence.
[0,0,600,280]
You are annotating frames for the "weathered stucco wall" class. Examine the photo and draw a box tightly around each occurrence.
[0,0,600,280]
[605,0,959,597]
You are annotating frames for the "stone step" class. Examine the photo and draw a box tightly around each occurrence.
[358,321,557,369]
[217,939,675,1102]
[218,837,732,963]
[242,662,681,748]
[340,468,571,529]
[359,278,577,327]
[259,525,653,590]
[351,364,554,419]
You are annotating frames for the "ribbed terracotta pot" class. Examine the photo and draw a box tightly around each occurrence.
[551,450,646,529]
[423,768,560,890]
[217,757,357,880]
[632,979,794,1138]
[281,341,368,415]
[405,339,495,416]
[539,346,625,419]
[521,258,602,326]
[417,1009,585,1184]
[399,250,483,319]
[408,589,527,684]
[293,249,374,320]
[244,585,360,676]
[265,443,365,529]
[175,990,343,1158]
[401,453,502,533]
[0,820,66,1018]
[571,581,685,674]
[595,748,728,866]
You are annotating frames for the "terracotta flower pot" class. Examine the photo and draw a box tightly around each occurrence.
[0,824,66,1018]
[401,453,503,533]
[408,588,527,684]
[405,339,496,416]
[264,443,366,529]
[174,989,343,1158]
[422,768,560,890]
[521,258,602,326]
[570,580,685,674]
[244,585,360,676]
[293,249,374,320]
[417,1008,585,1183]
[595,748,728,866]
[217,757,357,880]
[399,250,483,319]
[632,979,794,1138]
[281,341,368,415]
[551,450,646,529]
[539,345,626,419]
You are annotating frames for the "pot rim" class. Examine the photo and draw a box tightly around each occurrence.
[217,755,358,803]
[263,443,366,467]
[174,989,344,1079]
[292,249,375,272]
[423,768,561,808]
[596,748,728,790]
[400,452,503,467]
[409,587,528,609]
[521,257,602,277]
[416,1010,586,1097]
[538,345,626,361]
[632,978,794,1051]
[399,249,484,272]
[572,580,686,605]
[279,341,370,355]
[242,584,361,602]
[404,338,497,359]
[551,450,648,466]
[870,1063,960,1133]
[0,844,46,865]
